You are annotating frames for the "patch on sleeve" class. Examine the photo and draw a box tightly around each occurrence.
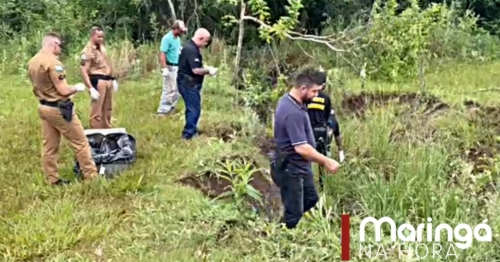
[54,65,64,72]
[194,58,199,62]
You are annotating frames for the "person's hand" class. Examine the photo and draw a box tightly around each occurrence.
[339,150,345,163]
[161,68,169,76]
[89,88,100,100]
[206,66,218,76]
[112,80,118,92]
[324,158,340,174]
[73,83,86,92]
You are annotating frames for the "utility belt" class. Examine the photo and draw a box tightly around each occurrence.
[312,125,331,153]
[178,73,202,87]
[40,100,74,122]
[89,74,115,89]
[312,125,328,139]
[166,62,178,66]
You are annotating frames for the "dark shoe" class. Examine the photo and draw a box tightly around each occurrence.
[52,179,71,186]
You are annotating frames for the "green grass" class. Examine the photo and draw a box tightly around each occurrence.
[2,49,500,261]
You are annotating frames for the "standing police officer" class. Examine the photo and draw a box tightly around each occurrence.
[177,28,218,140]
[272,68,340,229]
[28,32,98,185]
[80,26,118,129]
[305,70,345,189]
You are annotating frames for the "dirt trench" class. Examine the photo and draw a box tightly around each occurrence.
[341,91,448,117]
[177,154,282,219]
[178,92,500,216]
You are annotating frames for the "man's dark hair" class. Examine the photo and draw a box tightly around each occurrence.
[90,26,104,36]
[318,71,327,86]
[293,68,325,88]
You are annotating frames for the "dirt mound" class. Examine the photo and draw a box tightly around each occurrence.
[464,100,500,129]
[341,91,447,116]
[178,156,282,219]
[254,135,276,158]
[465,145,495,174]
[203,123,243,142]
[461,100,500,174]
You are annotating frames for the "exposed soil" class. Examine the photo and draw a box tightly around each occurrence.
[180,93,500,217]
[203,123,243,142]
[465,145,495,174]
[341,91,447,117]
[462,100,500,174]
[254,134,276,159]
[178,156,282,220]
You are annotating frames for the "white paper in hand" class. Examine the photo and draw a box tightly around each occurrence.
[74,83,86,92]
[339,151,345,163]
[209,67,218,76]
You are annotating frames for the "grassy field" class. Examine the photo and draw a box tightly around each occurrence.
[1,45,500,261]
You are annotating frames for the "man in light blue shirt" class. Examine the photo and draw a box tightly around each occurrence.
[157,20,187,116]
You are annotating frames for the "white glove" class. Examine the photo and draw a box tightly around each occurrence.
[112,80,118,92]
[161,68,169,76]
[89,88,100,100]
[339,150,345,163]
[207,66,218,76]
[327,128,333,137]
[73,83,86,92]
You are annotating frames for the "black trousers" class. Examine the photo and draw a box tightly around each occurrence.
[270,162,319,229]
[312,126,331,190]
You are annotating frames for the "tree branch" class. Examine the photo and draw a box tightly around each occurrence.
[166,0,176,21]
[241,15,367,53]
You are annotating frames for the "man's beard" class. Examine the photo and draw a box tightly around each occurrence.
[302,95,313,103]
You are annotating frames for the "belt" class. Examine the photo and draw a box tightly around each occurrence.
[167,62,178,66]
[89,74,115,80]
[312,126,328,131]
[40,100,69,107]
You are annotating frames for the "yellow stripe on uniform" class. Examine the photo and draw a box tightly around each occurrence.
[307,103,325,110]
[312,97,325,103]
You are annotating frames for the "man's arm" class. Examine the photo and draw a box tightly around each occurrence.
[185,49,210,75]
[284,112,331,166]
[79,52,93,90]
[159,36,169,68]
[48,62,77,96]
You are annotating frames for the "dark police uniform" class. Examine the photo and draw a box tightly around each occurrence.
[305,89,340,190]
[305,90,340,154]
[177,40,204,139]
[272,94,319,229]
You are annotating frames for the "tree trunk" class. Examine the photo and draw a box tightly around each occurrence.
[232,1,246,87]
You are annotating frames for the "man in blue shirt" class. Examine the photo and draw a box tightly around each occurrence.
[156,20,187,116]
[272,68,340,229]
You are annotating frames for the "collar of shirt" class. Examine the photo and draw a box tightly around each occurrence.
[287,94,306,110]
[188,40,199,51]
